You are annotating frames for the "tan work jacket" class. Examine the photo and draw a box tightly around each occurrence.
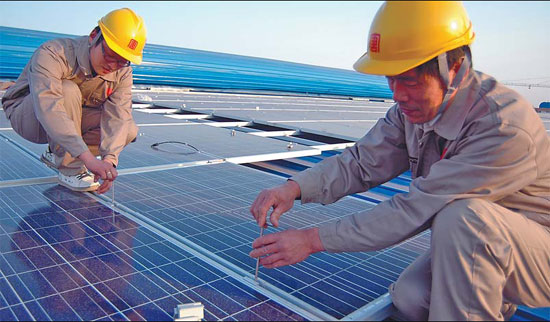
[1,36,134,166]
[291,71,550,253]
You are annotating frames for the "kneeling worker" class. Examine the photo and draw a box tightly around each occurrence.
[1,8,146,193]
[250,1,549,320]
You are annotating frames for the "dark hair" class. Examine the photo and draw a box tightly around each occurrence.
[416,45,472,77]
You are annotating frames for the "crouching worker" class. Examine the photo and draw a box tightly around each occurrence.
[1,8,146,193]
[249,1,550,320]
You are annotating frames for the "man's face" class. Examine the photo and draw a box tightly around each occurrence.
[386,69,446,124]
[89,39,130,76]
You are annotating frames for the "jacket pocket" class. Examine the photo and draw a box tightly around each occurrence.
[86,90,107,107]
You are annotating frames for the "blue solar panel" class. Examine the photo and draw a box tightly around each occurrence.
[0,184,306,321]
[116,123,312,169]
[153,94,392,140]
[3,87,545,321]
[0,111,11,128]
[111,162,429,319]
[0,137,54,181]
[0,130,57,164]
[0,122,313,173]
[131,109,194,125]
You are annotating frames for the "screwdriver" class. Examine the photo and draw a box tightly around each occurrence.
[111,181,115,223]
[254,226,265,282]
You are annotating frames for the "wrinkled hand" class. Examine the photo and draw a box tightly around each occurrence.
[249,228,324,268]
[250,180,301,228]
[79,151,117,194]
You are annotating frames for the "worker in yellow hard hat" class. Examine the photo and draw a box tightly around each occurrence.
[2,8,147,193]
[249,2,550,320]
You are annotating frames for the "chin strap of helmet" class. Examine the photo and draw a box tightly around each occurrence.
[89,29,103,49]
[85,29,103,78]
[434,47,472,118]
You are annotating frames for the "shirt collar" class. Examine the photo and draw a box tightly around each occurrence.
[75,36,116,82]
[430,70,481,140]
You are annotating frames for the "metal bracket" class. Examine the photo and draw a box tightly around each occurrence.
[174,303,204,321]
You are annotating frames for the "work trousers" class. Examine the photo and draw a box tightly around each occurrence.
[6,80,137,175]
[389,198,550,321]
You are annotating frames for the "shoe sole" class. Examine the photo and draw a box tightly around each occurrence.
[40,154,56,169]
[58,179,100,192]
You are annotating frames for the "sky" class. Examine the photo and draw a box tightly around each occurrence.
[1,1,549,105]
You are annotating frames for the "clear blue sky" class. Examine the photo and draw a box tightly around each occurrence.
[2,1,549,103]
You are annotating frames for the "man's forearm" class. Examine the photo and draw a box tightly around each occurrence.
[286,179,302,200]
[306,227,325,254]
[78,150,95,164]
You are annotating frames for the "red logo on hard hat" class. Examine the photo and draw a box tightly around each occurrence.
[128,39,138,50]
[369,33,380,53]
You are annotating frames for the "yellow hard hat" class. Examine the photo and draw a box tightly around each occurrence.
[98,8,147,65]
[354,1,475,76]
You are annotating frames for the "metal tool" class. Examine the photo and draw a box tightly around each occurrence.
[111,181,115,223]
[174,302,204,321]
[254,226,265,282]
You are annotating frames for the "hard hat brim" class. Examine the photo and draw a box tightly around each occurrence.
[353,51,433,77]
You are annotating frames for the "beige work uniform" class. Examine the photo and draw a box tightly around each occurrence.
[1,36,138,175]
[291,71,550,320]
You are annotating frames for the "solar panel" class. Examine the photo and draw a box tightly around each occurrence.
[169,110,381,141]
[0,122,316,173]
[117,123,315,169]
[0,131,50,162]
[142,91,391,111]
[131,108,195,125]
[3,87,544,321]
[268,120,376,141]
[0,90,9,119]
[0,105,428,319]
[137,93,393,140]
[0,113,10,129]
[110,162,428,319]
[0,184,306,321]
[0,137,54,181]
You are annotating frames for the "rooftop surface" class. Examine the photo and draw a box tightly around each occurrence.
[0,88,549,321]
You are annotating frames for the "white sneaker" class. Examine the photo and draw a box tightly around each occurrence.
[58,171,100,192]
[40,146,56,169]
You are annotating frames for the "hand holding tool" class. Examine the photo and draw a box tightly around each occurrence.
[254,226,265,282]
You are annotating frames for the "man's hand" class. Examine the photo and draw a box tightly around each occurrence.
[250,180,301,228]
[96,179,113,194]
[78,150,117,194]
[249,228,324,268]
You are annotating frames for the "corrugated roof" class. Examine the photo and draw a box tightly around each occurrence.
[0,26,392,99]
